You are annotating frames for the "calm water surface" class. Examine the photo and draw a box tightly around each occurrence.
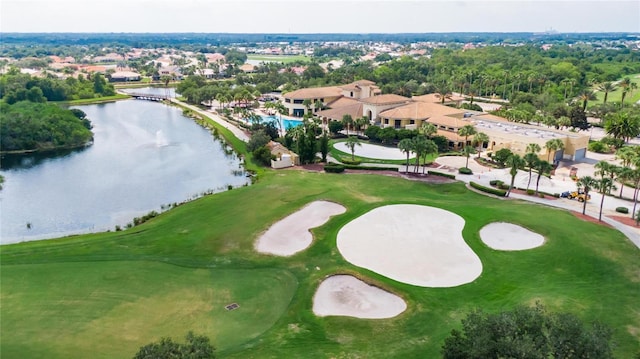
[0,98,248,244]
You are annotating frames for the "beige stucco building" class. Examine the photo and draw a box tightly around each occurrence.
[282,81,589,161]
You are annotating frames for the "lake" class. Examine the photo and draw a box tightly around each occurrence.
[0,98,248,244]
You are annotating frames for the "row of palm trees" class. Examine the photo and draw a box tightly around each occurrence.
[397,135,438,174]
[577,146,640,223]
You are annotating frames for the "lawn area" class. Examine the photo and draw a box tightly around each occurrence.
[592,73,640,105]
[1,171,639,358]
[247,54,310,64]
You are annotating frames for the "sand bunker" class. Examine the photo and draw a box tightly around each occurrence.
[337,205,482,287]
[312,275,406,319]
[333,142,412,160]
[480,222,545,250]
[255,201,346,256]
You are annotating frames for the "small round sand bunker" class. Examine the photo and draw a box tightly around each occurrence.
[313,275,406,319]
[480,222,545,250]
[337,204,482,287]
[255,201,346,256]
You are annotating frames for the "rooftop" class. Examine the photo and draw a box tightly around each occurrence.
[359,94,410,105]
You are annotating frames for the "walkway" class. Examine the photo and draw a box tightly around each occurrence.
[170,99,250,142]
[433,155,640,249]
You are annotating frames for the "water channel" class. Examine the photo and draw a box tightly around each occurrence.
[0,94,248,244]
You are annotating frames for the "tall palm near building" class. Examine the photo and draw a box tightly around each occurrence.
[398,138,414,173]
[473,132,489,158]
[544,138,564,163]
[506,154,524,197]
[534,160,553,196]
[576,176,598,215]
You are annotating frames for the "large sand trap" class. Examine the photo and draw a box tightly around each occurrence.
[337,205,482,287]
[333,142,413,160]
[480,222,545,251]
[255,201,346,256]
[312,275,407,319]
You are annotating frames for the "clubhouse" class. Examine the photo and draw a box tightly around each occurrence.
[282,81,589,161]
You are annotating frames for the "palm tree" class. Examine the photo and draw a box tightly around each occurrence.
[458,124,477,150]
[506,154,523,197]
[604,112,640,143]
[616,166,634,199]
[354,117,369,134]
[462,145,476,168]
[597,82,617,104]
[314,100,324,113]
[341,114,353,136]
[619,77,633,107]
[434,86,453,104]
[577,89,597,111]
[534,160,553,195]
[398,138,414,173]
[344,136,361,161]
[576,176,598,215]
[420,123,437,138]
[523,152,539,191]
[473,132,489,158]
[544,138,565,163]
[595,161,619,195]
[302,99,312,115]
[421,140,438,174]
[412,136,429,173]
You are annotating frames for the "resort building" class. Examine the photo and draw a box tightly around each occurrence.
[284,80,589,160]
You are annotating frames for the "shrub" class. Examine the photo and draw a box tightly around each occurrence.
[252,145,274,167]
[470,181,507,197]
[340,158,362,165]
[553,193,560,198]
[489,180,504,187]
[588,141,610,154]
[324,163,345,173]
[538,193,545,198]
[526,189,535,195]
[458,167,473,175]
[427,171,456,179]
[499,183,510,190]
[616,207,629,214]
[342,164,398,171]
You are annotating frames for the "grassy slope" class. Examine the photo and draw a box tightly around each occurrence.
[1,171,639,358]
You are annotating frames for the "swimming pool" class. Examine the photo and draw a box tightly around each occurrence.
[261,115,303,130]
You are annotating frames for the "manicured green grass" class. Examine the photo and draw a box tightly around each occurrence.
[247,54,310,63]
[1,262,296,359]
[1,172,639,358]
[592,73,640,105]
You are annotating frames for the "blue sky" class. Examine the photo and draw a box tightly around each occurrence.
[2,0,639,33]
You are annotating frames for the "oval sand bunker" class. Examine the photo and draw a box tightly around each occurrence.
[255,201,346,256]
[313,275,406,319]
[480,222,544,250]
[337,204,482,287]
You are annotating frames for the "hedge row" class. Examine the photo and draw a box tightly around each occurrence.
[427,171,456,179]
[342,164,398,171]
[340,158,362,165]
[324,163,345,173]
[470,181,507,197]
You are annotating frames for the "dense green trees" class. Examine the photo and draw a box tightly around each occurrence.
[442,304,613,359]
[0,101,93,152]
[0,72,115,103]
